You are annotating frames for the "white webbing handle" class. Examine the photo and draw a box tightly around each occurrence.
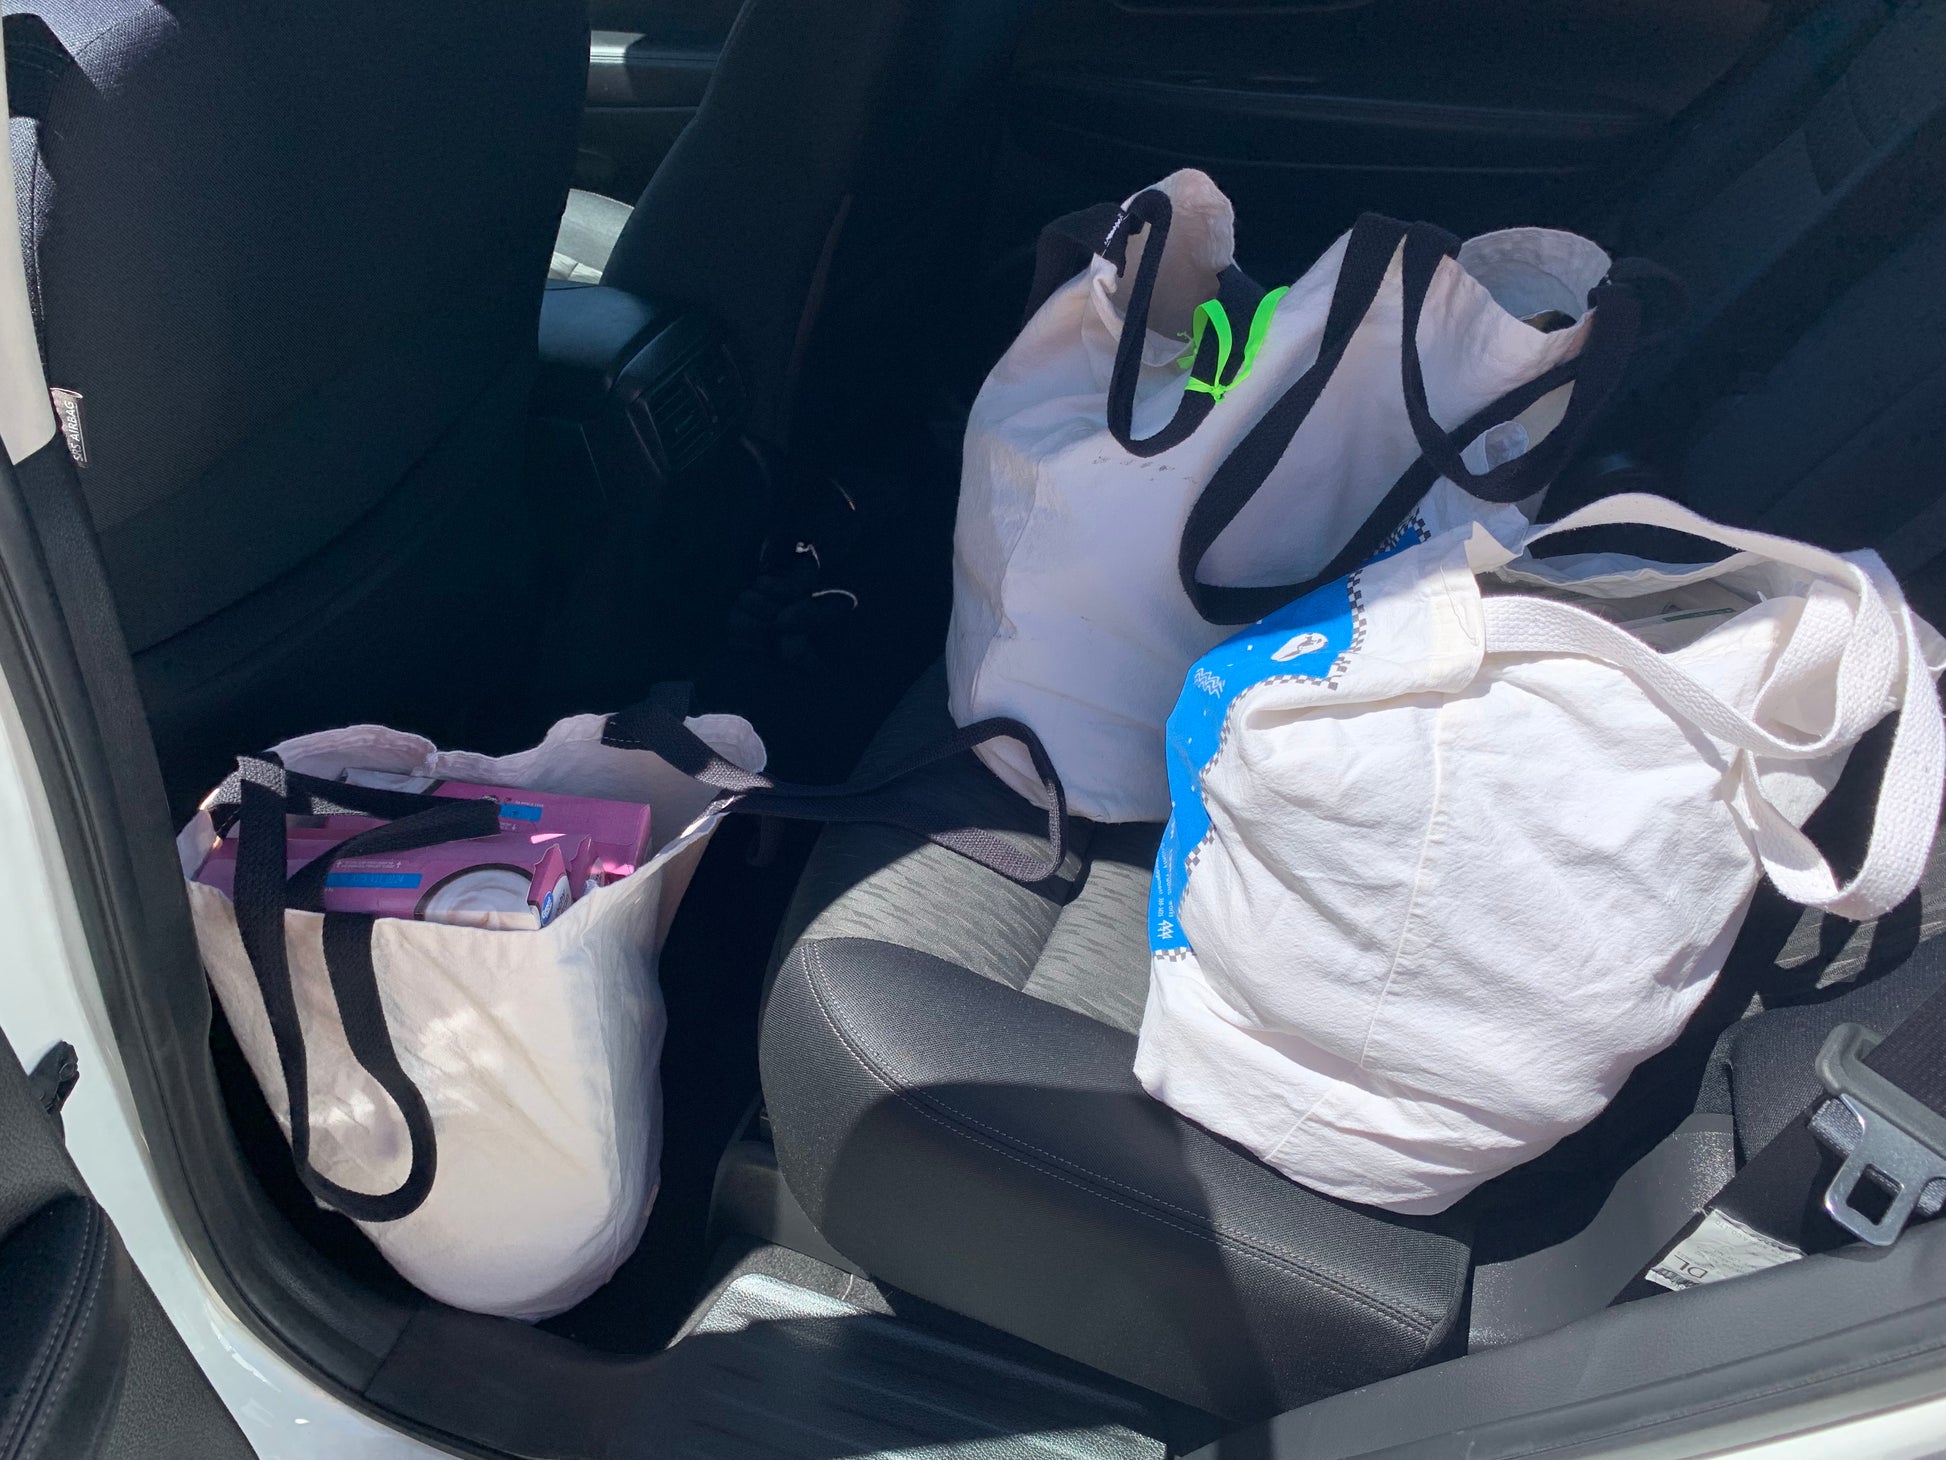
[1482,494,1944,920]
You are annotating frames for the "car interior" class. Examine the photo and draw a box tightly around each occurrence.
[3,0,1946,1454]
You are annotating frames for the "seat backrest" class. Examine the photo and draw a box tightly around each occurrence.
[1651,1,1946,621]
[597,0,1036,455]
[1626,0,1946,425]
[1550,0,1946,611]
[5,0,586,803]
[1675,201,1946,609]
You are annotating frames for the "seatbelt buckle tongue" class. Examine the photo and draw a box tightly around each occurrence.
[1814,1023,1946,1247]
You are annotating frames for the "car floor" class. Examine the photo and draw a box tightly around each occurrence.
[625,1242,1225,1456]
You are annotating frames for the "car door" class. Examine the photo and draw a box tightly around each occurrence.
[0,1029,252,1460]
[574,0,743,205]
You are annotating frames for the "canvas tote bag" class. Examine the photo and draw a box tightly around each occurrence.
[948,168,1670,822]
[1140,494,1945,1215]
[180,708,766,1319]
[181,703,1066,1318]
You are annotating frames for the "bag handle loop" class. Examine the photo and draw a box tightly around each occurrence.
[1030,190,1273,459]
[1395,226,1667,505]
[1483,494,1943,921]
[1178,214,1433,623]
[1178,218,1680,626]
[219,762,495,1222]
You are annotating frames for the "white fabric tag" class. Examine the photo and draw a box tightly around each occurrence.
[1645,1210,1804,1291]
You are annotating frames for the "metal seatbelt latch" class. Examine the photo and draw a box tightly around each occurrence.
[1814,1023,1946,1247]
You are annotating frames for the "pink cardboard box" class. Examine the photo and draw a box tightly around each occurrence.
[340,773,652,890]
[194,829,582,930]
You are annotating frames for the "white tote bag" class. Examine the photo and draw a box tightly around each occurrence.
[180,707,765,1320]
[178,700,1066,1319]
[1140,494,1945,1215]
[949,167,1664,823]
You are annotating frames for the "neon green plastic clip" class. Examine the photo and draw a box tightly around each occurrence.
[1181,285,1290,402]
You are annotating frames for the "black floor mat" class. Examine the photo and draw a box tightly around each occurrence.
[540,410,964,1349]
[629,1245,1204,1460]
[537,816,819,1351]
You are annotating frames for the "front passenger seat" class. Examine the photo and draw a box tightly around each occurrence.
[5,0,587,806]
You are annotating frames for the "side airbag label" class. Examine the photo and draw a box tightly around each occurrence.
[49,387,87,467]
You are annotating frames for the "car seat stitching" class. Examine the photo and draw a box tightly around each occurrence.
[0,1201,97,1457]
[802,938,1425,1307]
[799,943,1438,1339]
[795,941,1440,1342]
[929,1068,1376,1276]
[21,1204,109,1460]
[0,1205,89,1453]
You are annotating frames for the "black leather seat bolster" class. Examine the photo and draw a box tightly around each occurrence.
[761,934,1474,1421]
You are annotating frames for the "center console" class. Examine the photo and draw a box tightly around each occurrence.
[526,282,774,711]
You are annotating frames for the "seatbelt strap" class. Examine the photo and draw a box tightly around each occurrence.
[1630,964,1946,1296]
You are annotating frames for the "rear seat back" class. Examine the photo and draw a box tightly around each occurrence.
[1678,203,1946,614]
[1613,0,1891,249]
[1555,0,1946,617]
[756,1,1946,1416]
[1623,0,1946,409]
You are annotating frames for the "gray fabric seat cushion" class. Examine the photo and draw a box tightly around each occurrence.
[774,661,1159,1035]
[761,662,1474,1421]
[550,187,634,284]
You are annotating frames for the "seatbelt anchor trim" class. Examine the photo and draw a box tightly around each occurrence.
[1814,1022,1946,1247]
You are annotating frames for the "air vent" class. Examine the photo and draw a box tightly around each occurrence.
[631,330,744,478]
[645,368,714,474]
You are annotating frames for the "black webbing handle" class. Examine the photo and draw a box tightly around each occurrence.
[1178,213,1428,624]
[1203,365,1598,627]
[1025,199,1125,323]
[1395,223,1650,506]
[1179,215,1680,625]
[225,758,499,1223]
[601,708,1071,889]
[1028,190,1269,459]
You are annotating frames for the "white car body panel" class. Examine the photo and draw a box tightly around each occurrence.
[0,667,453,1458]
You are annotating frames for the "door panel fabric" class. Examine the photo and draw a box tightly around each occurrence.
[0,1032,251,1460]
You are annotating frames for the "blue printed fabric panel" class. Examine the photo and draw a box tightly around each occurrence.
[1150,525,1425,957]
